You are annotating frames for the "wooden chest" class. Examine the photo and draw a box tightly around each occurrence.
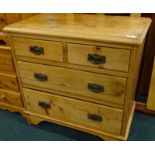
[0,14,36,112]
[4,14,151,140]
[0,33,23,111]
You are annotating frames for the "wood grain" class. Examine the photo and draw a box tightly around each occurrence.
[0,72,19,91]
[0,44,11,55]
[13,37,63,62]
[3,14,151,45]
[26,101,135,140]
[0,13,36,31]
[0,32,10,46]
[68,43,130,72]
[24,88,123,134]
[18,61,126,106]
[5,14,151,140]
[0,53,15,73]
[0,89,22,107]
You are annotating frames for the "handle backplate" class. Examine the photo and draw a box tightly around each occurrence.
[88,113,103,122]
[88,53,106,64]
[88,83,104,93]
[34,73,48,82]
[38,101,51,110]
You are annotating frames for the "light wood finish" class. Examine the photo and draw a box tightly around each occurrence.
[24,88,123,134]
[26,100,135,141]
[121,41,145,134]
[4,14,21,25]
[0,45,11,55]
[0,13,36,31]
[4,14,151,140]
[0,53,15,73]
[0,102,24,113]
[18,61,126,106]
[4,14,151,45]
[15,56,129,78]
[147,58,155,111]
[13,37,63,62]
[0,14,36,113]
[0,32,9,46]
[0,72,19,91]
[0,89,22,107]
[123,101,135,140]
[68,43,130,72]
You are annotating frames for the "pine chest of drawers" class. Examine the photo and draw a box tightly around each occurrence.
[4,14,151,140]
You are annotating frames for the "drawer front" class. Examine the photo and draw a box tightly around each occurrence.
[24,88,123,134]
[18,61,126,105]
[0,53,15,73]
[0,73,19,91]
[0,89,23,107]
[13,37,63,62]
[68,43,130,72]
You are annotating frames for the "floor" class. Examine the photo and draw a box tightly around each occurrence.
[0,109,155,140]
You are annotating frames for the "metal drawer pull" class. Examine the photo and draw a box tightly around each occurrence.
[88,53,106,64]
[38,101,51,110]
[34,73,48,82]
[29,45,44,55]
[88,113,103,122]
[88,83,104,93]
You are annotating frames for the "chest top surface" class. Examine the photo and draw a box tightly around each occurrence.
[3,13,151,45]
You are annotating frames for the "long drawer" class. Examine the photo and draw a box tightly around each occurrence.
[24,88,123,134]
[13,37,63,62]
[0,72,19,91]
[67,43,130,72]
[0,89,23,107]
[0,53,15,73]
[18,61,126,106]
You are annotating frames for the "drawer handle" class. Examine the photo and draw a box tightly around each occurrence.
[88,113,103,122]
[30,46,44,55]
[88,53,106,64]
[34,73,48,82]
[88,83,104,93]
[38,101,51,110]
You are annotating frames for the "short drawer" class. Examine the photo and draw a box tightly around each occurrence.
[0,89,23,107]
[18,61,126,106]
[0,53,15,73]
[13,37,63,62]
[67,43,130,72]
[0,72,19,91]
[24,88,123,134]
